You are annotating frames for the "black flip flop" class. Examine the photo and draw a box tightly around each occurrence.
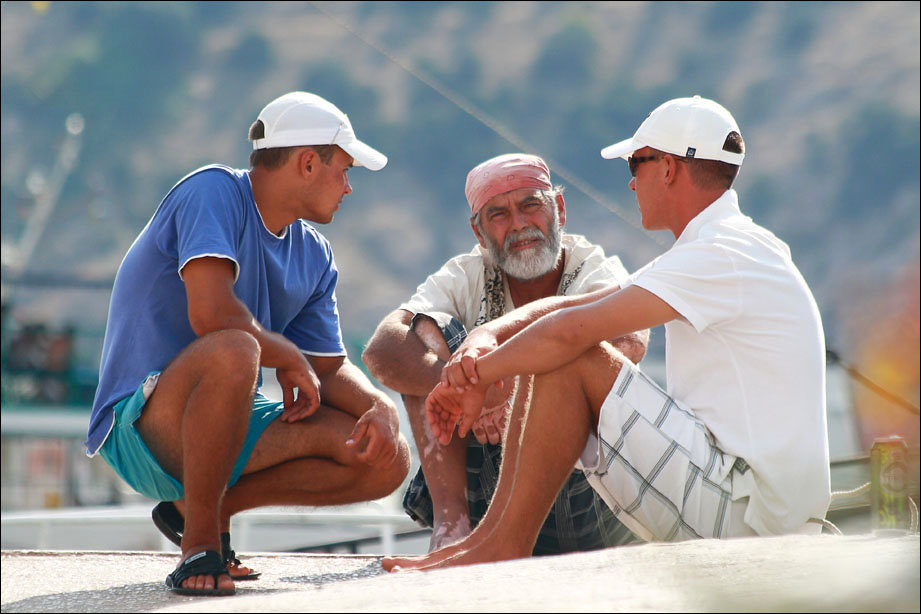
[152,501,183,547]
[152,502,261,580]
[165,549,235,596]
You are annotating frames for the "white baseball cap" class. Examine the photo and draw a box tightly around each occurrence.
[601,95,744,165]
[252,91,387,171]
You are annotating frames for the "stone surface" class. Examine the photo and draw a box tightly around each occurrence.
[1,534,918,613]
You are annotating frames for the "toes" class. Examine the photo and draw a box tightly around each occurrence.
[182,573,233,592]
[228,563,254,578]
[217,573,235,592]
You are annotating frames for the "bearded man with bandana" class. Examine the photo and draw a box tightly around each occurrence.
[363,154,648,553]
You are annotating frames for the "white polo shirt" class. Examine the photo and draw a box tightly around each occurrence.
[626,189,830,536]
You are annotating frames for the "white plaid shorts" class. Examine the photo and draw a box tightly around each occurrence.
[577,360,756,542]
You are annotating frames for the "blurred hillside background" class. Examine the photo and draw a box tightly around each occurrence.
[1,0,918,465]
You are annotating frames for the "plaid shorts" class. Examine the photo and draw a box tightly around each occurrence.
[577,360,755,542]
[402,311,637,554]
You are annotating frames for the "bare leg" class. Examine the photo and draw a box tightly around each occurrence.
[382,374,534,570]
[404,394,472,550]
[169,407,410,576]
[137,329,261,593]
[222,405,411,513]
[407,317,473,551]
[392,344,624,571]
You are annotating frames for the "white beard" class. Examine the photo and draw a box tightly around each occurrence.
[485,209,562,281]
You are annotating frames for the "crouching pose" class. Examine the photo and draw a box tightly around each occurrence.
[86,92,410,595]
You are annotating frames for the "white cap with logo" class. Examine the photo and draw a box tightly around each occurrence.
[252,91,387,171]
[601,95,744,165]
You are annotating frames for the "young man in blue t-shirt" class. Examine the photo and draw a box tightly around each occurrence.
[86,92,410,596]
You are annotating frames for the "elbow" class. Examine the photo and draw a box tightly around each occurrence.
[361,341,390,385]
[612,330,649,364]
[188,309,220,338]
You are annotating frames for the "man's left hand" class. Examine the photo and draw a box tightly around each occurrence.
[345,402,401,466]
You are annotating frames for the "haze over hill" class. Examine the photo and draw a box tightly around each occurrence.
[1,1,919,415]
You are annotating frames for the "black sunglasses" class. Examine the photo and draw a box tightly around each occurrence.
[628,153,690,177]
[627,154,660,177]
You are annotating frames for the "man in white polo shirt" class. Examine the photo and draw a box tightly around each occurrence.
[384,95,830,571]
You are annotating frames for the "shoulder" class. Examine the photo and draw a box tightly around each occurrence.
[172,165,248,193]
[161,165,251,214]
[563,234,629,281]
[437,244,490,274]
[291,220,335,258]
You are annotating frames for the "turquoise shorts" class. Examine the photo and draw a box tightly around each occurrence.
[99,373,284,502]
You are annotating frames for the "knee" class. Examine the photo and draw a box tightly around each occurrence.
[197,329,261,381]
[365,434,412,499]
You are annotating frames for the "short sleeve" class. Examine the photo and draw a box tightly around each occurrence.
[631,242,742,332]
[399,255,477,321]
[169,170,244,280]
[284,242,346,356]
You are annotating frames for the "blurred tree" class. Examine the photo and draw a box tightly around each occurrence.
[530,20,598,96]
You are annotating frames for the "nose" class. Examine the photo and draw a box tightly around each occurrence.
[343,174,353,195]
[509,206,530,232]
[629,177,636,192]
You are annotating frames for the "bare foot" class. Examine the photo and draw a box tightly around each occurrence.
[226,561,257,579]
[412,538,528,572]
[383,526,482,572]
[382,542,464,572]
[429,515,471,551]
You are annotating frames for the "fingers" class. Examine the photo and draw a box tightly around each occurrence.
[456,396,484,440]
[472,422,488,445]
[425,392,458,445]
[484,416,501,445]
[281,377,295,412]
[441,349,480,391]
[347,419,396,466]
[346,420,367,450]
[459,354,478,386]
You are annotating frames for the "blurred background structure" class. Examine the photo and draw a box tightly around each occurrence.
[1,1,918,550]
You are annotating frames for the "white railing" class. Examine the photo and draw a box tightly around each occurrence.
[0,504,423,554]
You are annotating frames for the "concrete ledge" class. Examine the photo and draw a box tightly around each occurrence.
[2,534,918,612]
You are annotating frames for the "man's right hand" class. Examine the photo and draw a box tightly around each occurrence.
[277,348,321,423]
[441,326,498,391]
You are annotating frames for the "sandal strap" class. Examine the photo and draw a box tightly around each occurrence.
[167,550,229,587]
[220,532,240,565]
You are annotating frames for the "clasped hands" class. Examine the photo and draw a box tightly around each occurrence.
[426,332,509,445]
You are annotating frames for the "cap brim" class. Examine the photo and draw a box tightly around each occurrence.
[600,138,637,160]
[340,140,387,171]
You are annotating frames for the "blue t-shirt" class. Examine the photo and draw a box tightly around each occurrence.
[85,165,345,455]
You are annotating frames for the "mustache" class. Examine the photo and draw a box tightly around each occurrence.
[503,227,546,250]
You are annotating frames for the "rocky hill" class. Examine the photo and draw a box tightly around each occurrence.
[1,1,919,393]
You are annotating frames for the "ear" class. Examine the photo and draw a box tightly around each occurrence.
[555,192,567,228]
[663,154,679,186]
[296,147,320,179]
[470,216,487,249]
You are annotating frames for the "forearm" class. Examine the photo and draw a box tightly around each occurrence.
[190,299,302,369]
[482,285,621,344]
[362,312,445,396]
[476,307,598,386]
[319,359,398,420]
